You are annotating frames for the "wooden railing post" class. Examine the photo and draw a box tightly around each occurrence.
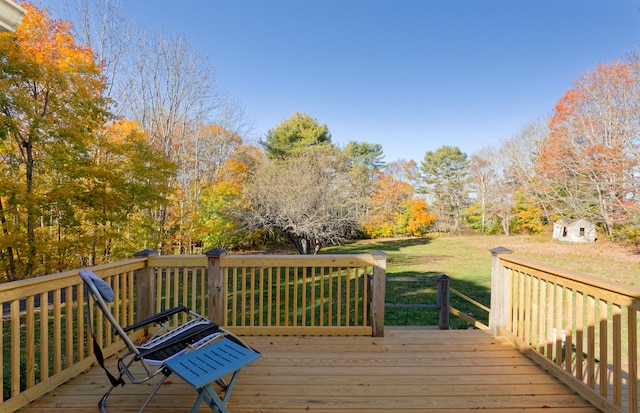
[370,250,387,337]
[133,249,158,328]
[205,248,227,324]
[437,274,450,330]
[489,246,513,336]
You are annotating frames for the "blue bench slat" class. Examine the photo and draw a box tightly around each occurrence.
[164,338,260,389]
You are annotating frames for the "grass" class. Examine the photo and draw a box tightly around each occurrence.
[323,233,640,328]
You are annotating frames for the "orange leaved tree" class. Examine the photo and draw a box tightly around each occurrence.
[536,62,640,238]
[0,3,109,279]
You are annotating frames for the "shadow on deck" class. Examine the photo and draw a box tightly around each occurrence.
[21,329,600,413]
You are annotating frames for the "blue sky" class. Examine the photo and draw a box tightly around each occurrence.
[44,1,640,163]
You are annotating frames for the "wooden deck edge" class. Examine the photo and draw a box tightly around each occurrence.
[498,327,624,413]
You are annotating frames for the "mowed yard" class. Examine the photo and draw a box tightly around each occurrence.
[323,234,640,328]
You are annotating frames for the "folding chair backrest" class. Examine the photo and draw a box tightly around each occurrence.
[79,269,140,355]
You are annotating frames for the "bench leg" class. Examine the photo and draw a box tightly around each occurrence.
[191,384,228,413]
[189,370,242,413]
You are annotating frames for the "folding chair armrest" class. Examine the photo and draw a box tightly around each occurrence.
[123,306,191,332]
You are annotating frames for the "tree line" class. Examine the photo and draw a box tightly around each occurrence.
[467,57,640,241]
[420,56,640,242]
[0,2,434,281]
[2,2,639,281]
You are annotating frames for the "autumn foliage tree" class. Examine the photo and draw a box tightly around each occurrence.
[363,173,435,238]
[537,61,640,239]
[197,144,264,250]
[0,3,109,279]
[0,4,176,280]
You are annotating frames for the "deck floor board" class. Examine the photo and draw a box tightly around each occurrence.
[20,329,601,412]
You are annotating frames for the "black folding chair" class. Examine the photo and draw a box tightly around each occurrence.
[79,269,260,413]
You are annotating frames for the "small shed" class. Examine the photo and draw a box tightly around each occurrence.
[552,218,596,243]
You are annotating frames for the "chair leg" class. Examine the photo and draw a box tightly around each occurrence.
[137,368,172,413]
[98,383,116,413]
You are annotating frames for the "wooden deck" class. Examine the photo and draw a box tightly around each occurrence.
[20,329,600,413]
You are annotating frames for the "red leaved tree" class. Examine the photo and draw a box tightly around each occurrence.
[537,62,640,238]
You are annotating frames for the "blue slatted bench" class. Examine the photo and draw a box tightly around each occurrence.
[164,337,261,413]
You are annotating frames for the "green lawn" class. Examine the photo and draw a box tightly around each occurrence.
[323,234,640,328]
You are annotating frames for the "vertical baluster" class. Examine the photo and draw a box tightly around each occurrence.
[242,267,247,326]
[310,266,316,326]
[327,267,334,326]
[564,288,573,373]
[10,300,20,396]
[65,286,73,367]
[172,268,179,325]
[40,292,49,380]
[336,267,342,327]
[523,273,531,344]
[190,268,197,314]
[200,267,206,315]
[627,308,637,413]
[587,294,596,388]
[510,270,518,333]
[517,271,525,339]
[598,299,608,397]
[77,284,85,362]
[53,290,62,374]
[155,269,162,314]
[554,283,563,366]
[267,267,273,326]
[575,291,584,381]
[275,267,281,327]
[26,296,35,388]
[120,274,127,328]
[320,267,326,326]
[301,265,307,326]
[362,266,368,328]
[546,281,554,358]
[345,266,352,327]
[231,268,238,327]
[611,303,621,406]
[250,267,256,326]
[538,279,547,354]
[292,267,298,326]
[182,268,189,324]
[530,276,539,351]
[354,267,360,327]
[128,271,134,327]
[258,267,264,326]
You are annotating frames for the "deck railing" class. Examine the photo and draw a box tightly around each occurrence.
[0,249,387,413]
[0,258,146,413]
[489,247,640,413]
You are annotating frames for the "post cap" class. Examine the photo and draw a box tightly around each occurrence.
[489,246,513,255]
[204,248,227,257]
[133,249,158,258]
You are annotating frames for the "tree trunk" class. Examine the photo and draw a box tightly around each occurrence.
[0,198,16,281]
[501,215,510,236]
[25,139,36,278]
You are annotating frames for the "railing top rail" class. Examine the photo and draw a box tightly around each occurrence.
[0,258,146,301]
[145,253,377,268]
[220,253,376,267]
[147,255,208,267]
[499,254,640,307]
